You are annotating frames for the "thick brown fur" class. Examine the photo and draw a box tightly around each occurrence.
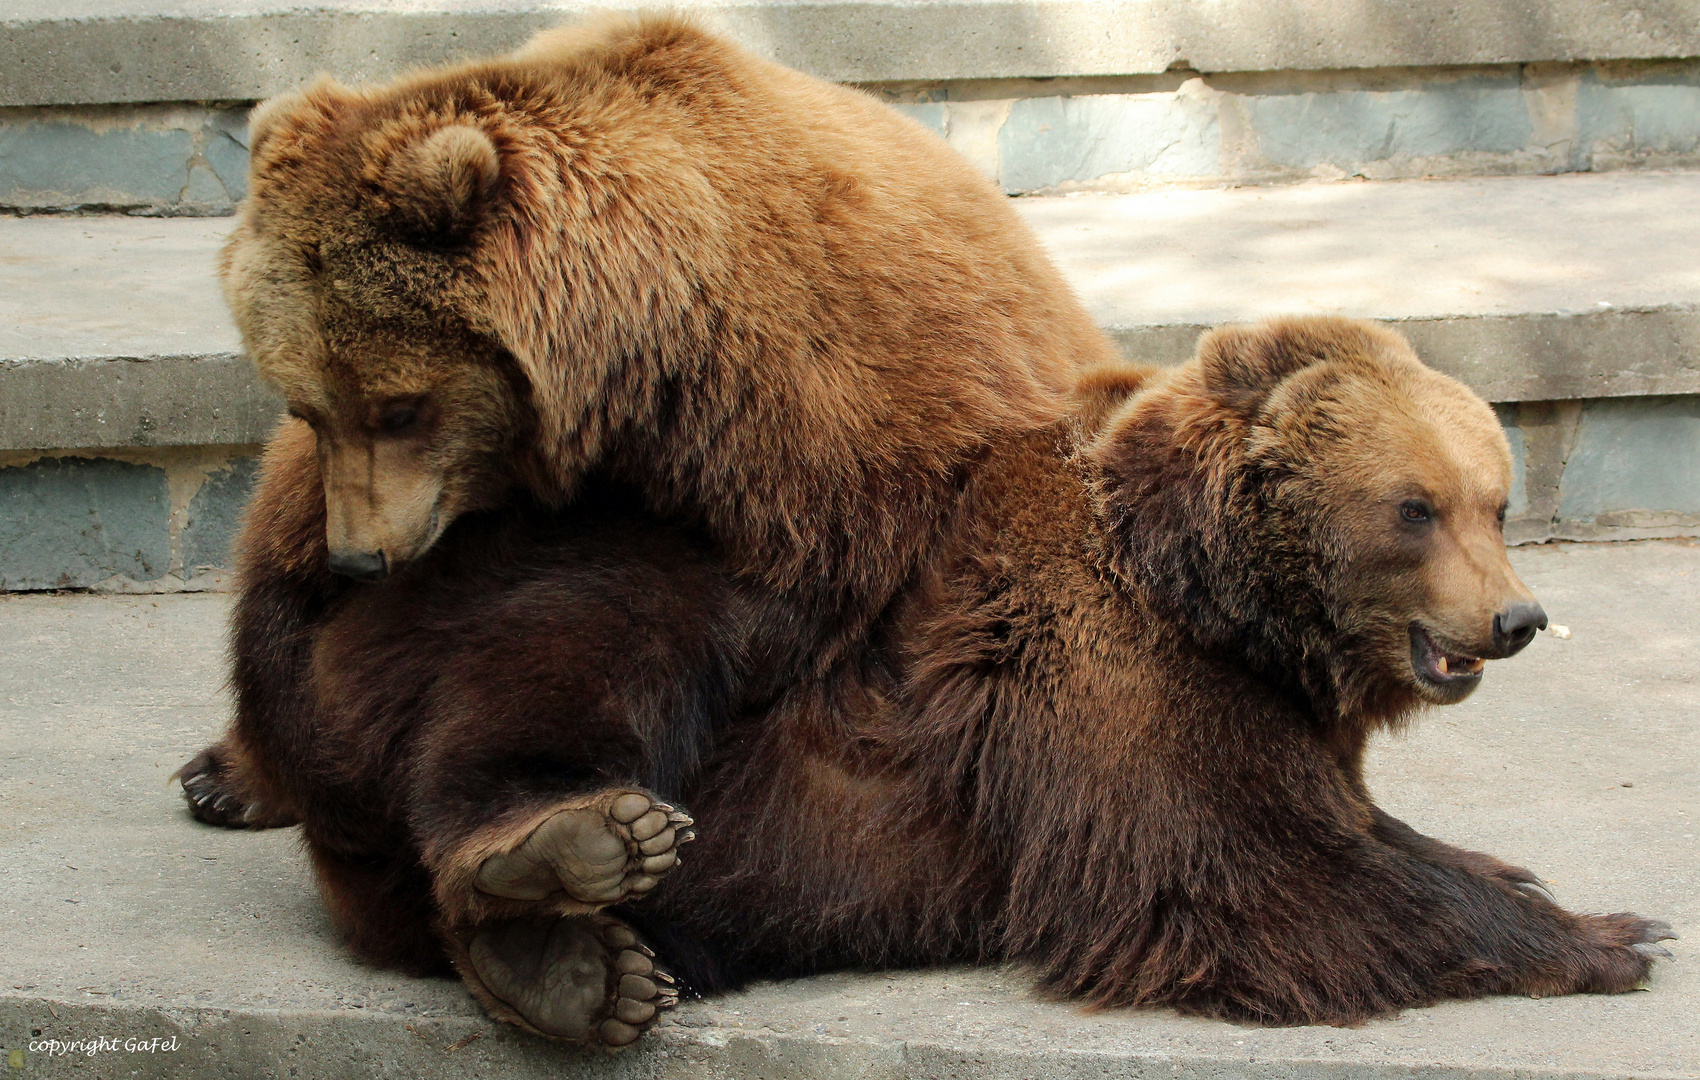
[196,12,1116,1000]
[193,312,1672,1029]
[636,317,1672,1019]
[219,12,1111,660]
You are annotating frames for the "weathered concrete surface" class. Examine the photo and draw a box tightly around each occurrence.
[0,104,249,215]
[893,59,1700,195]
[1023,170,1700,401]
[0,456,170,590]
[7,0,1700,108]
[5,170,1700,447]
[0,217,273,451]
[0,540,1695,1078]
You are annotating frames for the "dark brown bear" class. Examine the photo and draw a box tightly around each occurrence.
[188,316,1674,1044]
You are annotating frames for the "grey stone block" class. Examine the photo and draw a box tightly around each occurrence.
[1557,394,1700,529]
[0,104,248,213]
[1494,403,1530,519]
[200,108,251,201]
[0,456,170,590]
[1578,65,1700,166]
[0,120,192,210]
[889,101,946,140]
[180,455,259,575]
[0,356,283,451]
[1238,74,1531,169]
[998,90,1219,191]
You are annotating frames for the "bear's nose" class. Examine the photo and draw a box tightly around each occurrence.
[328,549,389,583]
[1492,601,1547,657]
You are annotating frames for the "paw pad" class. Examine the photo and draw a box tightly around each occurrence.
[476,789,695,907]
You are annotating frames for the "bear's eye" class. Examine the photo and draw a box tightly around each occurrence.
[1497,503,1508,525]
[379,403,421,434]
[1399,500,1433,524]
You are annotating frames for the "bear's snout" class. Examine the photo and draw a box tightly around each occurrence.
[329,549,390,583]
[1491,601,1547,657]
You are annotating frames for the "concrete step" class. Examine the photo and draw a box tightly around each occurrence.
[4,170,1698,421]
[1,539,1695,1078]
[3,170,1699,590]
[5,2,1700,211]
[10,0,1698,107]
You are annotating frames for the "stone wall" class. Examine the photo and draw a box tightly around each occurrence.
[6,58,1700,213]
[0,447,257,591]
[2,393,1694,590]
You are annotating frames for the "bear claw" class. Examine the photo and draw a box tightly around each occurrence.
[475,789,694,907]
[467,914,676,1047]
[172,747,298,830]
[1513,880,1558,905]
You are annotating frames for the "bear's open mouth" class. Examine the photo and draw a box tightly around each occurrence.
[1409,624,1486,693]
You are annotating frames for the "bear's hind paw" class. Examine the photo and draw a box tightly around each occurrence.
[475,789,694,908]
[463,914,677,1048]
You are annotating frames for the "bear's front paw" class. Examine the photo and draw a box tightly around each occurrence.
[475,789,694,907]
[1543,914,1679,996]
[171,745,299,829]
[464,914,677,1048]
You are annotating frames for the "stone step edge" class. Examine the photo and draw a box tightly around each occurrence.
[0,995,1680,1080]
[6,0,1700,108]
[4,306,1699,453]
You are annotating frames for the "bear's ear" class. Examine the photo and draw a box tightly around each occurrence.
[246,89,309,159]
[1196,316,1408,411]
[381,125,501,244]
[1193,320,1329,411]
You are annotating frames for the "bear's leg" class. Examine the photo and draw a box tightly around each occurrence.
[1379,843,1675,1003]
[436,789,695,920]
[176,419,342,832]
[401,559,734,924]
[173,734,301,830]
[1359,815,1676,998]
[1370,807,1558,902]
[1148,837,1676,1023]
[309,837,454,976]
[451,912,677,1047]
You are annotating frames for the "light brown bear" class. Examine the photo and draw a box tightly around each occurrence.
[183,12,1119,1045]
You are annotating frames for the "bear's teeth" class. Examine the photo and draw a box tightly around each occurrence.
[1437,656,1449,675]
[1461,657,1484,674]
